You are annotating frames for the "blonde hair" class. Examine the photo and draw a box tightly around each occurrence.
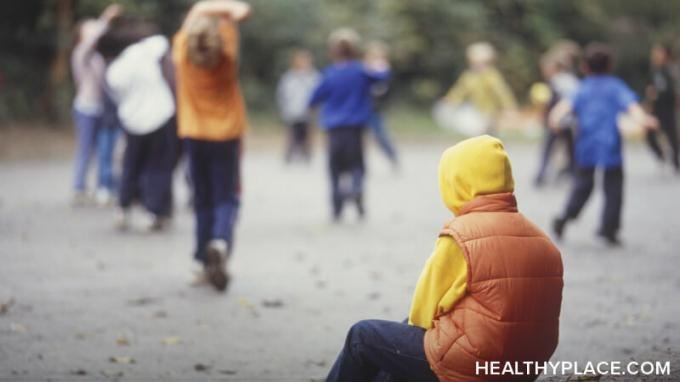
[466,42,496,67]
[328,28,362,60]
[186,16,224,69]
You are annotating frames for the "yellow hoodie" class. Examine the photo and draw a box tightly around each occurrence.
[408,135,515,329]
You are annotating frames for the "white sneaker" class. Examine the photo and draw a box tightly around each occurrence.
[115,208,130,231]
[72,191,90,207]
[205,239,230,292]
[95,188,114,207]
[143,212,169,232]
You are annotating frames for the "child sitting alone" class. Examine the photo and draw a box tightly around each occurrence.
[327,135,564,381]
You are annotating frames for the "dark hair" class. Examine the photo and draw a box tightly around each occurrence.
[583,42,613,74]
[96,16,158,60]
[331,40,358,60]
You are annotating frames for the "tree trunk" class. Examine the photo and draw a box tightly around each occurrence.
[44,0,73,123]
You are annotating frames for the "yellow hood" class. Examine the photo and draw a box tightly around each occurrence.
[438,135,514,215]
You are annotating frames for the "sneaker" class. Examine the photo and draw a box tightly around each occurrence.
[355,195,365,220]
[115,208,130,231]
[552,216,567,240]
[144,213,169,232]
[72,191,90,207]
[597,230,622,247]
[190,269,211,287]
[95,188,114,207]
[204,239,229,292]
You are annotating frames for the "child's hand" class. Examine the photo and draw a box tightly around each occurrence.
[645,115,660,131]
[101,4,123,22]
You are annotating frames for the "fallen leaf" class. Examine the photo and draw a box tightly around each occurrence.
[101,370,124,378]
[218,369,237,375]
[238,298,254,308]
[0,298,15,315]
[194,363,211,372]
[116,336,130,346]
[9,322,27,333]
[152,310,168,319]
[109,356,135,365]
[161,336,181,346]
[126,297,158,306]
[261,299,284,309]
[69,369,87,376]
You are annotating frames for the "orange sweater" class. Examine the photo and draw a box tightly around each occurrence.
[173,21,247,141]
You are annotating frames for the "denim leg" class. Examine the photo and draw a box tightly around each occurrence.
[563,167,595,220]
[326,320,438,382]
[646,130,665,161]
[187,140,213,263]
[536,129,558,182]
[73,110,100,191]
[211,140,241,248]
[369,112,397,162]
[97,127,119,191]
[601,167,624,236]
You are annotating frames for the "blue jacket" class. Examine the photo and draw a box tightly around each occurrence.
[571,75,638,168]
[309,60,390,129]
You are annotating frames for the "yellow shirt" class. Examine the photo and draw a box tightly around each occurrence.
[173,21,247,141]
[445,67,518,117]
[408,237,467,330]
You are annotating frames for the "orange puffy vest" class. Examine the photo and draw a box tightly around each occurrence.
[424,193,563,382]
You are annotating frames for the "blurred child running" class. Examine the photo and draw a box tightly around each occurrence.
[534,51,580,186]
[308,28,390,221]
[327,136,564,381]
[277,49,319,163]
[365,41,399,169]
[443,41,518,135]
[173,0,251,292]
[645,43,679,173]
[103,20,178,232]
[550,43,658,246]
[70,4,121,205]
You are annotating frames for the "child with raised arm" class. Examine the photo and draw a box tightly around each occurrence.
[308,28,390,221]
[327,136,564,382]
[550,43,658,246]
[70,4,121,205]
[173,0,251,291]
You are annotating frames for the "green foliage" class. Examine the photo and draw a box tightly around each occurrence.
[2,0,680,124]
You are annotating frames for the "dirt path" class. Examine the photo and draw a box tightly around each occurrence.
[1,137,679,381]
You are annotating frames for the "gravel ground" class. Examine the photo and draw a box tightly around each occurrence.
[0,134,679,381]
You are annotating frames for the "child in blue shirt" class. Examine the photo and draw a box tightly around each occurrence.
[549,43,658,245]
[309,28,390,221]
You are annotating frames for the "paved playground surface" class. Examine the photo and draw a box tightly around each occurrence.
[1,134,679,381]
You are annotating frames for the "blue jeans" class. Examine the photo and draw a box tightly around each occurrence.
[327,320,439,382]
[97,127,119,191]
[185,139,241,263]
[72,109,101,191]
[368,112,397,163]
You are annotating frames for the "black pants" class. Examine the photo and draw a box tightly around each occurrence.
[327,127,365,217]
[646,111,679,170]
[285,121,310,162]
[562,166,623,236]
[536,127,574,183]
[119,118,177,217]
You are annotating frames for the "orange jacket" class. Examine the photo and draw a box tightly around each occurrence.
[424,193,563,382]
